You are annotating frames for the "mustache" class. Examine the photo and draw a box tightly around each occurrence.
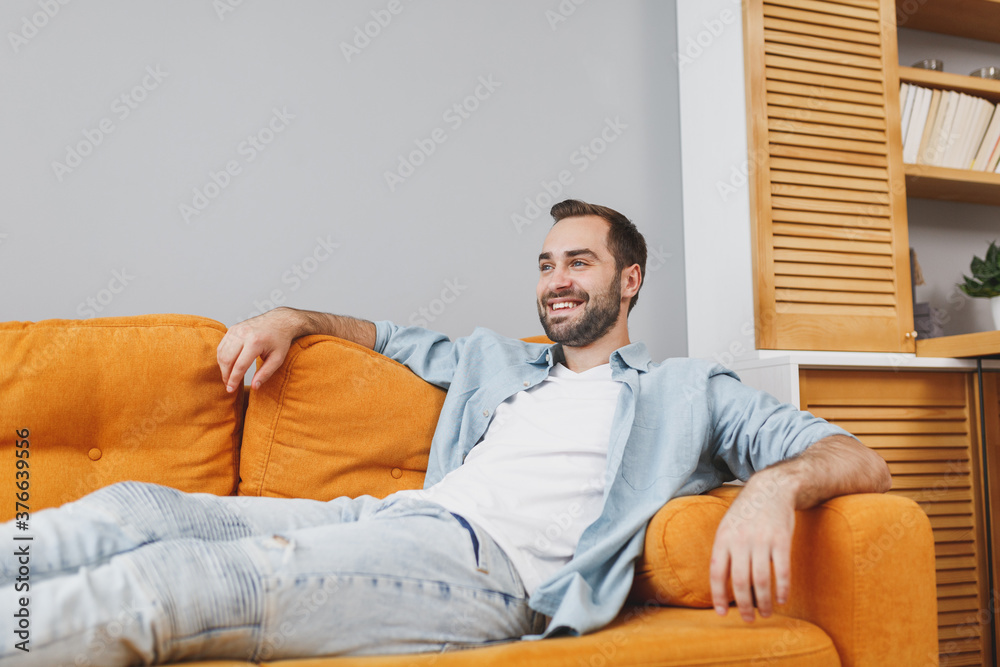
[542,290,588,304]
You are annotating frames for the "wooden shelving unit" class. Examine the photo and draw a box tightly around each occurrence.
[896,0,1000,359]
[898,66,1000,102]
[742,3,1000,663]
[896,66,1000,205]
[917,330,1000,357]
[896,0,1000,45]
[895,6,1000,664]
[905,164,1000,205]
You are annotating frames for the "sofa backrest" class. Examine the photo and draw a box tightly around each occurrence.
[0,315,243,520]
[238,334,446,500]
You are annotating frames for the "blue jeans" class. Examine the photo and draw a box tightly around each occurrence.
[0,481,546,665]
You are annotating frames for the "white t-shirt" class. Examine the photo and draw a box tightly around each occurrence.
[402,362,623,595]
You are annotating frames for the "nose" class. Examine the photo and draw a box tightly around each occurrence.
[547,265,572,292]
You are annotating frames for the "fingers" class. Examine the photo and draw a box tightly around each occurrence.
[711,513,795,623]
[218,312,298,392]
[730,546,755,622]
[217,334,240,390]
[227,346,261,393]
[712,538,762,623]
[709,542,731,616]
[216,327,260,393]
[772,532,792,606]
[751,541,773,618]
[251,352,285,390]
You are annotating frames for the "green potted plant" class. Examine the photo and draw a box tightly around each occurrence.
[959,240,1000,329]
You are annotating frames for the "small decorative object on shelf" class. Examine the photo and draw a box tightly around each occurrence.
[913,59,945,71]
[911,248,944,338]
[970,66,1000,80]
[959,240,1000,329]
[913,303,945,338]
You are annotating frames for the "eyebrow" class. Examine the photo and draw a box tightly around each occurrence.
[538,248,599,263]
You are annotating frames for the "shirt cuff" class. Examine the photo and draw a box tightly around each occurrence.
[372,320,397,355]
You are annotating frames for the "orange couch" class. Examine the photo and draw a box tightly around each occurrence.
[0,315,940,666]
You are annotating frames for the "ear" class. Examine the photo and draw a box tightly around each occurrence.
[621,264,642,300]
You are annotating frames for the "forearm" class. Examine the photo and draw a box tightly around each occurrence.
[750,434,891,510]
[281,307,376,350]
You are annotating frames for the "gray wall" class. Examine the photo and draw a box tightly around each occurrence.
[0,0,687,363]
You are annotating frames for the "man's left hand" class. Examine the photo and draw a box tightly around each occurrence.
[708,435,890,623]
[708,472,796,623]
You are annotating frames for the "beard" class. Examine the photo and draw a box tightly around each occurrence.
[537,273,622,348]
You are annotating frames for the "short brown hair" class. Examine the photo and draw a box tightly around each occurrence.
[550,199,646,314]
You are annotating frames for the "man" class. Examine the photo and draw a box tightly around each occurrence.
[0,199,890,665]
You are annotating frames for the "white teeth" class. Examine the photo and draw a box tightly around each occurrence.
[552,302,578,310]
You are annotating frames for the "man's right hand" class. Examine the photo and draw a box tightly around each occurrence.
[217,307,303,393]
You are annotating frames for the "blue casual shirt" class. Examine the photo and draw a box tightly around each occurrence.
[373,321,853,639]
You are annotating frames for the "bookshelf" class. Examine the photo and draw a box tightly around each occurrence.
[741,3,1000,662]
[899,66,1000,101]
[896,1,1000,349]
[896,66,1000,205]
[904,164,1000,206]
[896,5,1000,666]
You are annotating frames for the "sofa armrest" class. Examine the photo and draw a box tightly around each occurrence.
[631,488,938,667]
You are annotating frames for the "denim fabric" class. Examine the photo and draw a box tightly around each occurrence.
[371,322,855,638]
[0,481,545,665]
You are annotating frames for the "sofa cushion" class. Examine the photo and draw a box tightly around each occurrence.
[248,607,837,666]
[239,335,446,500]
[630,489,736,608]
[0,315,242,520]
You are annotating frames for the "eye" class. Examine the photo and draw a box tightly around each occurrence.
[572,260,587,267]
[539,263,553,272]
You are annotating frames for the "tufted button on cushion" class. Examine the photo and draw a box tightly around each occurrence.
[0,315,242,520]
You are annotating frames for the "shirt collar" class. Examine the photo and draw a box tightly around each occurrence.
[528,341,651,373]
[610,341,650,372]
[528,344,555,366]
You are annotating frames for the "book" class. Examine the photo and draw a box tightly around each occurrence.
[897,80,1000,172]
[971,103,1000,171]
[959,98,994,170]
[926,91,959,167]
[899,82,915,143]
[916,88,942,165]
[972,100,995,169]
[942,94,974,168]
[903,86,932,164]
[989,134,1000,171]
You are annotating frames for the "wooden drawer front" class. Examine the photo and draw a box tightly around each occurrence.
[800,369,989,666]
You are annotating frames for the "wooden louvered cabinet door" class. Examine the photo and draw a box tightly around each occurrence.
[743,0,915,351]
[800,369,991,667]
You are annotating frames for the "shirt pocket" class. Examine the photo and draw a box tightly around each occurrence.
[620,424,691,490]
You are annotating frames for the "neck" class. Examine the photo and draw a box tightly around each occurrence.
[560,322,631,373]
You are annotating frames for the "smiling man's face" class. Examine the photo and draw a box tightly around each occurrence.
[536,215,625,348]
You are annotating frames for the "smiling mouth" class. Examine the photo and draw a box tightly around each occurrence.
[548,300,584,314]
